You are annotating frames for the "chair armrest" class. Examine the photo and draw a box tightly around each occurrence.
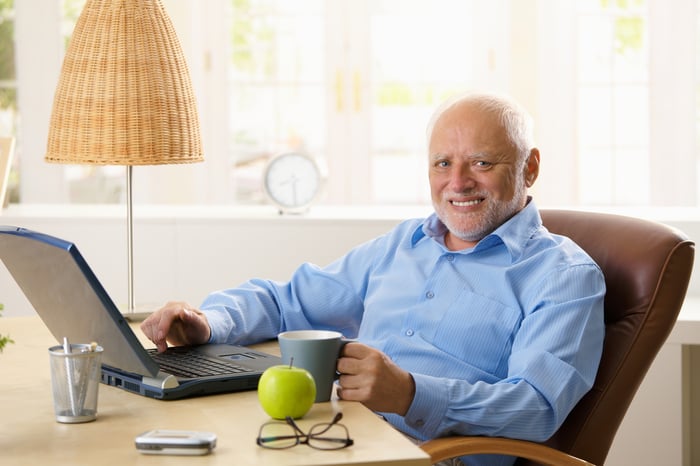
[420,436,595,466]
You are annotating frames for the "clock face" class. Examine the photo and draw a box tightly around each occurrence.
[263,152,321,212]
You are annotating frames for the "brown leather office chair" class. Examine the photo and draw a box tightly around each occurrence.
[421,209,695,466]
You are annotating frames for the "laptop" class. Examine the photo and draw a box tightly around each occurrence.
[0,225,281,400]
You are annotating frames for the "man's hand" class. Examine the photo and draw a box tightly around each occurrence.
[140,301,211,353]
[336,342,415,415]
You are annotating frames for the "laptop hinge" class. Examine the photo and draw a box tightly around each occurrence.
[142,371,180,389]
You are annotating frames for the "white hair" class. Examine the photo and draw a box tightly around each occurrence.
[426,91,535,160]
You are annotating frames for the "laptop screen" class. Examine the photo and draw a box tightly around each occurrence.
[0,226,159,376]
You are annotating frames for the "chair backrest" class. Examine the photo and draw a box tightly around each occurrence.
[521,210,695,465]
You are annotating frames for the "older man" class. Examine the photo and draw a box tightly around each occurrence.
[141,92,605,466]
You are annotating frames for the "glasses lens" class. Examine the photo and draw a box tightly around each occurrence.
[258,422,299,449]
[308,422,353,450]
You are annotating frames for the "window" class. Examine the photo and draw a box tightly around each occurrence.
[0,0,16,203]
[576,0,649,205]
[8,0,700,209]
[367,0,475,204]
[226,0,476,205]
[534,0,696,207]
[227,0,326,204]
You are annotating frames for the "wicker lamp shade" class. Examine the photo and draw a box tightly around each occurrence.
[45,0,203,166]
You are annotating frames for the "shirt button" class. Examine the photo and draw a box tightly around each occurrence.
[446,254,455,262]
[426,291,434,299]
[414,419,425,427]
[405,329,414,336]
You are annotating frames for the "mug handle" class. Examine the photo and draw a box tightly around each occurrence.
[335,338,357,379]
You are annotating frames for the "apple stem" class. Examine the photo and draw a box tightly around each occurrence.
[289,357,294,369]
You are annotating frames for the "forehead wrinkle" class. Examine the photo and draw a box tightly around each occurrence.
[430,103,519,159]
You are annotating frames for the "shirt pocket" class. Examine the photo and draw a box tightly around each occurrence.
[432,291,521,375]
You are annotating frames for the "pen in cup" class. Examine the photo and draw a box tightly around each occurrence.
[76,341,99,413]
[62,336,78,416]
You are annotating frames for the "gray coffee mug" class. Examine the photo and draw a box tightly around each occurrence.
[278,330,349,403]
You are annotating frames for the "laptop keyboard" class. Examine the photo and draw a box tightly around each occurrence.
[148,347,253,379]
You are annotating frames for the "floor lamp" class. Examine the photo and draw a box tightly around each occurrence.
[45,0,203,320]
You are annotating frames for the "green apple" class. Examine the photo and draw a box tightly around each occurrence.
[257,364,316,419]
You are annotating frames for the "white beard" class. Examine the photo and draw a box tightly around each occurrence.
[434,175,528,243]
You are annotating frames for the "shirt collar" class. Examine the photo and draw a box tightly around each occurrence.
[411,197,542,261]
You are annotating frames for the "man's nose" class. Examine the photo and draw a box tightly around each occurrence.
[448,164,477,192]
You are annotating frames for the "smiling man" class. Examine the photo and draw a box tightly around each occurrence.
[428,94,540,251]
[142,92,605,466]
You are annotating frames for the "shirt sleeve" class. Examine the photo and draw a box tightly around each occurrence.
[199,235,386,346]
[397,263,605,442]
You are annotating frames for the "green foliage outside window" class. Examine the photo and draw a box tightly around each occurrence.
[600,0,646,55]
[0,0,15,110]
[61,0,86,49]
[231,0,276,77]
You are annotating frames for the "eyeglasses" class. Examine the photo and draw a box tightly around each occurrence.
[256,412,354,450]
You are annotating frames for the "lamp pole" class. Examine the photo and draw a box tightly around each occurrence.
[126,165,135,314]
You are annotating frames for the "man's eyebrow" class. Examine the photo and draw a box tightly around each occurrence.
[429,151,502,162]
[469,151,511,162]
[430,151,484,158]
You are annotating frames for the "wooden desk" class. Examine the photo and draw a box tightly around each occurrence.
[0,316,430,466]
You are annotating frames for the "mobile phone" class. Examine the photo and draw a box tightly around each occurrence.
[135,430,217,455]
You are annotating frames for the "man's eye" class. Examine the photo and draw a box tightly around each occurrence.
[435,160,450,168]
[474,160,492,168]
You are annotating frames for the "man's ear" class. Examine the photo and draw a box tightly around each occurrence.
[524,148,540,187]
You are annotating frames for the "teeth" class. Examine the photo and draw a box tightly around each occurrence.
[452,199,481,207]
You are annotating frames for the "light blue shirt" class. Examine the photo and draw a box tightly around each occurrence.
[201,200,605,466]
